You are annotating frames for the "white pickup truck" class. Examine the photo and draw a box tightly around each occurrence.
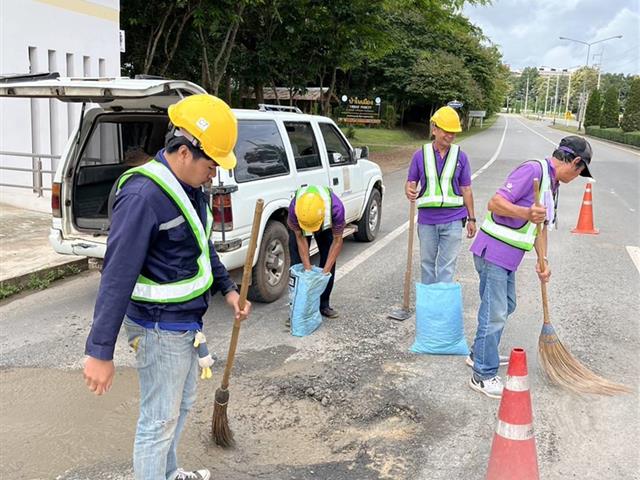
[0,76,384,302]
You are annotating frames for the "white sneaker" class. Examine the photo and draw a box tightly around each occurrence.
[465,354,509,368]
[469,375,504,399]
[174,468,211,480]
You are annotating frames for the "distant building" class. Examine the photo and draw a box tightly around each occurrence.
[0,0,121,211]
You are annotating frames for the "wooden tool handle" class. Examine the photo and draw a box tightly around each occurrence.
[221,199,264,388]
[402,201,416,311]
[533,179,551,325]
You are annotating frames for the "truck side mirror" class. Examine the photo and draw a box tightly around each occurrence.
[354,146,369,160]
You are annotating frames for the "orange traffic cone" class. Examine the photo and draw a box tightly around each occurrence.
[486,348,539,480]
[571,182,599,234]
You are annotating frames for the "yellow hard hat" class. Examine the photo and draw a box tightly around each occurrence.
[168,94,238,170]
[295,192,325,232]
[430,106,462,133]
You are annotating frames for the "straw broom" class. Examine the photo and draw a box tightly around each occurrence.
[534,180,630,395]
[212,199,264,447]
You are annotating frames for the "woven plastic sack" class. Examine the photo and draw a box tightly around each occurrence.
[410,281,469,355]
[288,264,331,337]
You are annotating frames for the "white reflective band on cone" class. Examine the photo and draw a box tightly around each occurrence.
[495,421,534,441]
[505,374,530,392]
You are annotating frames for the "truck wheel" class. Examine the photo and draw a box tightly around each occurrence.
[248,220,290,303]
[354,188,381,242]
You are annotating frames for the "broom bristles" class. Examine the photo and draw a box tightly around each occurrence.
[539,322,631,395]
[211,387,235,448]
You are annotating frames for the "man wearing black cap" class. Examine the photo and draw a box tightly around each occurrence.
[466,135,593,398]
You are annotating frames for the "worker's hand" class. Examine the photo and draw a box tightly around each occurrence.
[83,356,115,396]
[405,182,418,201]
[226,290,251,321]
[303,261,313,271]
[528,204,547,224]
[536,259,551,283]
[466,220,477,238]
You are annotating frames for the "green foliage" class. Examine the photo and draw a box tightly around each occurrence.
[383,104,397,128]
[0,264,83,300]
[621,77,640,133]
[600,87,620,128]
[584,89,602,128]
[345,125,356,139]
[585,127,640,147]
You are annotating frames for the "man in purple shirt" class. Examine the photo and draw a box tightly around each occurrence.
[288,185,346,318]
[468,136,594,398]
[405,106,476,285]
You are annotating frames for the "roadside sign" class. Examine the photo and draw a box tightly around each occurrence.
[447,100,464,109]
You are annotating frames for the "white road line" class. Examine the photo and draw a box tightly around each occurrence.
[335,116,510,282]
[626,246,640,274]
[515,116,640,157]
[471,116,509,180]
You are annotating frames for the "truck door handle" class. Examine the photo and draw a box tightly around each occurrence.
[333,177,339,185]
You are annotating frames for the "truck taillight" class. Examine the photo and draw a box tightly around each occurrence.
[212,193,233,232]
[51,182,61,218]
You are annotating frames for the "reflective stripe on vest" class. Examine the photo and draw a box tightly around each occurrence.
[480,158,551,252]
[296,185,332,236]
[117,160,214,303]
[416,143,464,208]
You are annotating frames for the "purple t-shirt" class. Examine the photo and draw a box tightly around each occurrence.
[407,144,472,225]
[470,159,558,272]
[288,190,346,235]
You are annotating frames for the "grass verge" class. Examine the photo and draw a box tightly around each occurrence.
[0,259,88,300]
[341,115,499,154]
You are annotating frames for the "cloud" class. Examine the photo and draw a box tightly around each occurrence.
[463,0,639,74]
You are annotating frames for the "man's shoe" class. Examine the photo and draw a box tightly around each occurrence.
[320,307,339,318]
[469,375,504,399]
[465,354,509,368]
[174,468,211,480]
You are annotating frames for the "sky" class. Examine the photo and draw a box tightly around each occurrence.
[463,0,640,75]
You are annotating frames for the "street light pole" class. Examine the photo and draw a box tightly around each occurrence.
[559,34,623,131]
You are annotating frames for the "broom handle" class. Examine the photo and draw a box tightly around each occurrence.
[533,179,551,325]
[220,199,264,389]
[402,201,416,310]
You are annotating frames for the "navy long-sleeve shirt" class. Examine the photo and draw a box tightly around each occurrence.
[85,150,237,361]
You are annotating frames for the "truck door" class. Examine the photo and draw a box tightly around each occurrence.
[316,122,363,222]
[283,121,330,198]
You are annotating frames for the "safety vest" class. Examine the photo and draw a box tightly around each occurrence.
[480,159,551,252]
[416,143,464,208]
[117,160,214,303]
[296,185,332,236]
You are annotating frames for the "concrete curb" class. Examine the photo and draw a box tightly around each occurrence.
[0,257,89,298]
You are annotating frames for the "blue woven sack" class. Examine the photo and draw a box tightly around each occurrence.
[288,264,331,337]
[410,282,469,355]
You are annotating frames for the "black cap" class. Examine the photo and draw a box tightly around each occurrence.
[558,136,593,178]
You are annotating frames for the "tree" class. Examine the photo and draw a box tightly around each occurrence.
[621,77,640,132]
[600,87,620,128]
[583,89,601,127]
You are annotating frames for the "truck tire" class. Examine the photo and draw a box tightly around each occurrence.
[248,220,290,303]
[354,188,381,242]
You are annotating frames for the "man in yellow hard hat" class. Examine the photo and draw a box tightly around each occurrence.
[405,106,477,285]
[288,185,346,318]
[83,94,250,480]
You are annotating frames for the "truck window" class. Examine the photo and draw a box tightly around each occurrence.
[284,122,322,171]
[234,120,289,182]
[319,123,354,166]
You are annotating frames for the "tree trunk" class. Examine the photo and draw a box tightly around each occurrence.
[211,2,245,95]
[143,5,174,74]
[159,2,199,77]
[255,83,264,104]
[323,66,337,115]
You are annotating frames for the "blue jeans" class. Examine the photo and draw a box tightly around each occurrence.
[471,255,517,380]
[417,221,463,284]
[124,318,199,480]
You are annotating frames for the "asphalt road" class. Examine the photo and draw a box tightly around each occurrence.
[1,114,638,480]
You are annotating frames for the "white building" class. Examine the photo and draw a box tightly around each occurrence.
[0,0,121,212]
